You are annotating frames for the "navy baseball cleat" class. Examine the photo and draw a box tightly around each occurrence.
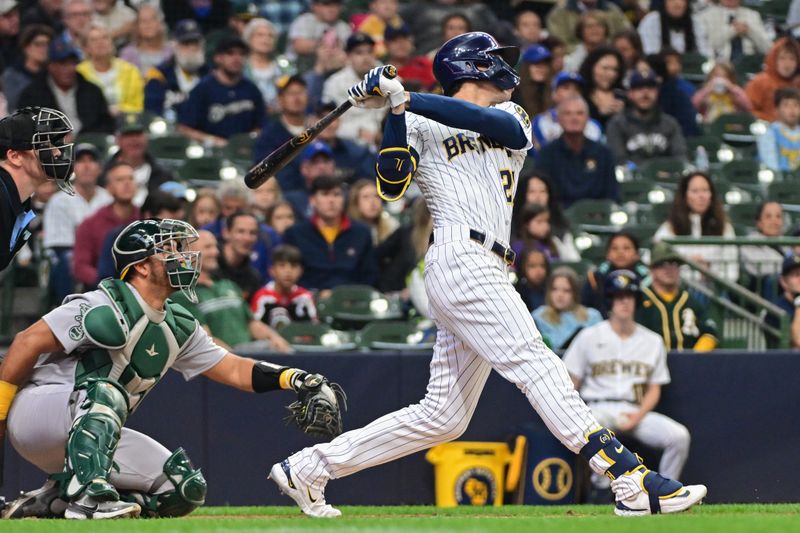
[612,465,707,516]
[269,460,341,518]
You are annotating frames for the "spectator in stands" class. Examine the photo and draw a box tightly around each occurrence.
[119,4,172,76]
[2,23,52,112]
[581,231,649,317]
[105,112,174,206]
[91,0,135,45]
[542,35,567,74]
[512,203,580,263]
[283,175,378,294]
[646,51,700,137]
[546,0,629,53]
[199,2,254,54]
[514,44,554,119]
[253,74,309,192]
[60,0,90,58]
[144,19,209,118]
[638,0,708,57]
[251,176,281,222]
[564,274,692,488]
[564,11,609,73]
[535,95,618,208]
[638,243,719,351]
[265,199,296,237]
[579,46,625,130]
[606,67,687,165]
[377,195,431,296]
[347,179,399,246]
[383,23,436,92]
[0,0,18,74]
[698,0,769,62]
[322,32,382,145]
[172,229,291,352]
[314,101,378,184]
[251,244,318,330]
[662,48,696,100]
[189,188,221,229]
[287,0,351,64]
[218,210,265,301]
[513,6,543,49]
[283,141,337,217]
[740,201,787,288]
[243,18,282,113]
[77,24,144,115]
[533,266,602,350]
[162,0,231,34]
[612,30,643,75]
[758,87,800,172]
[439,12,471,44]
[18,35,114,134]
[747,38,800,122]
[771,252,800,348]
[178,36,265,147]
[73,161,139,288]
[21,0,61,34]
[692,62,752,124]
[42,143,111,302]
[514,247,549,311]
[654,171,738,283]
[352,0,403,58]
[532,72,602,152]
[512,172,571,244]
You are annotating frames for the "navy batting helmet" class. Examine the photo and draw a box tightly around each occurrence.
[433,32,520,94]
[604,269,641,311]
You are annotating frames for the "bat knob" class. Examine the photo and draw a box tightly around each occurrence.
[383,65,398,79]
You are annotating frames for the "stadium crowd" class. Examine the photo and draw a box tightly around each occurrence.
[4,0,800,352]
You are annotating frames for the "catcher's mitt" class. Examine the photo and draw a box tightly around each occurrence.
[286,373,347,439]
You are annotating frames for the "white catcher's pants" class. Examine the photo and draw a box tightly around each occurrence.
[290,226,601,490]
[589,401,691,481]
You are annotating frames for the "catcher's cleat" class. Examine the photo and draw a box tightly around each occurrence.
[2,479,67,519]
[612,465,707,516]
[64,494,141,520]
[269,460,341,518]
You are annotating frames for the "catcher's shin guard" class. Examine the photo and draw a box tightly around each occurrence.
[122,448,207,518]
[64,379,129,501]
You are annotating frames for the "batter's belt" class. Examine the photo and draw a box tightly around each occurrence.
[429,227,516,266]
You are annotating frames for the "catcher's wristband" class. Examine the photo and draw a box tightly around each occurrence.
[0,379,19,421]
[251,361,305,393]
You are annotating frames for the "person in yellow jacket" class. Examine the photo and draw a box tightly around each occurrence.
[77,24,144,114]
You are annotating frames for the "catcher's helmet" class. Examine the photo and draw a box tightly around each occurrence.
[0,107,74,194]
[433,32,520,94]
[604,269,641,311]
[113,219,201,303]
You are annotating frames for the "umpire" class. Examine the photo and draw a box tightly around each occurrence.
[0,106,75,271]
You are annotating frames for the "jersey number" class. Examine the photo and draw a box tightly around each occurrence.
[500,169,515,205]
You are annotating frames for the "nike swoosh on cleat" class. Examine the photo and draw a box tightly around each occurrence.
[280,462,296,490]
[615,445,624,453]
[307,487,318,503]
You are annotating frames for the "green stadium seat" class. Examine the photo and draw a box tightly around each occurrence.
[708,113,759,147]
[636,157,687,183]
[727,202,762,228]
[178,156,229,182]
[733,54,765,85]
[618,180,673,204]
[633,202,671,225]
[149,134,192,162]
[768,181,800,203]
[681,52,711,84]
[355,321,434,351]
[225,132,257,168]
[317,285,404,329]
[720,160,764,186]
[279,322,356,352]
[686,135,722,163]
[621,223,660,248]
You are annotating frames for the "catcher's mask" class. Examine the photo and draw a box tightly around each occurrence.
[113,219,202,303]
[0,107,75,194]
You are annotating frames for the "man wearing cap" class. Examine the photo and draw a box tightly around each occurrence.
[0,106,75,272]
[177,36,266,147]
[314,101,376,183]
[384,23,436,92]
[535,95,618,208]
[144,19,209,118]
[288,0,351,61]
[42,143,111,302]
[283,140,338,218]
[18,34,114,134]
[637,243,719,352]
[768,252,800,348]
[605,67,687,165]
[0,0,19,73]
[531,71,602,152]
[322,32,383,145]
[106,113,174,206]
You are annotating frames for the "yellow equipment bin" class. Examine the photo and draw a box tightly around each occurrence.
[426,440,524,507]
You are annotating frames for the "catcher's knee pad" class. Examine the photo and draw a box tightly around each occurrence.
[580,427,641,479]
[131,448,206,518]
[64,379,129,500]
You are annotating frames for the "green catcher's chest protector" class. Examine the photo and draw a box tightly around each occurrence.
[75,279,198,412]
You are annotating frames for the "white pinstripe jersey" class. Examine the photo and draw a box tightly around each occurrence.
[406,101,533,244]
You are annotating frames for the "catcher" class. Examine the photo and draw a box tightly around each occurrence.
[0,218,345,520]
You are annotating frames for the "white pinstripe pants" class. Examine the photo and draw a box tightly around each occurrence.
[290,226,600,489]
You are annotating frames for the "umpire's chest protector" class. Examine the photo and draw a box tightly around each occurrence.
[76,279,197,412]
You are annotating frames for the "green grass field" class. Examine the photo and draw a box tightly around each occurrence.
[1,504,799,532]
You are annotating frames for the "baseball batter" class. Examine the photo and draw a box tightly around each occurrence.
[270,32,706,517]
[563,270,691,489]
[0,219,344,520]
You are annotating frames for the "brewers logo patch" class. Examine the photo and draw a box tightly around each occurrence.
[455,468,496,505]
[532,457,572,501]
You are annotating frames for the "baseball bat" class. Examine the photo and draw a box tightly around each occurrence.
[244,66,398,190]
